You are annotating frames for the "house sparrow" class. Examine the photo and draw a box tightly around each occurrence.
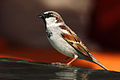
[38,11,108,70]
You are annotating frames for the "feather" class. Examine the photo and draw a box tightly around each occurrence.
[60,25,91,57]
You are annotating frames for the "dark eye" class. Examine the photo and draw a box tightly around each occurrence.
[44,13,53,18]
[48,13,53,17]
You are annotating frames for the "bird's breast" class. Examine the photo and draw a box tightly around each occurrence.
[47,33,77,58]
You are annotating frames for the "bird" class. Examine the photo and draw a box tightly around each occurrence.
[37,11,108,70]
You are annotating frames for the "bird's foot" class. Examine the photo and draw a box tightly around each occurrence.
[51,62,71,66]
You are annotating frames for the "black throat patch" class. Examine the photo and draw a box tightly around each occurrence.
[46,29,53,38]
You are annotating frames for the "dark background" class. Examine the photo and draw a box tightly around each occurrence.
[0,0,120,51]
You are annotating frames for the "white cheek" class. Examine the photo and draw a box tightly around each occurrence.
[45,17,57,24]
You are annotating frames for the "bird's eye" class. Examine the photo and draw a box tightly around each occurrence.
[44,13,53,18]
[48,13,52,17]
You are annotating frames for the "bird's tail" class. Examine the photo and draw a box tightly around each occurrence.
[89,53,108,70]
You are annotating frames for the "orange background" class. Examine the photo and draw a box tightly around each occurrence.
[0,40,119,72]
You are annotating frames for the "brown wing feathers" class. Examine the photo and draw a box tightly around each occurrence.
[60,25,90,57]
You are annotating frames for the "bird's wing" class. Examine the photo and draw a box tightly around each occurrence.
[60,26,90,57]
[60,26,108,70]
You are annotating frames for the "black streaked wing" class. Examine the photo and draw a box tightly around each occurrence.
[61,30,90,57]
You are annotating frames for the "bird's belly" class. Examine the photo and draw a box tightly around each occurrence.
[48,35,77,58]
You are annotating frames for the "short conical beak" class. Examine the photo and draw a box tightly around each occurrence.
[37,13,45,19]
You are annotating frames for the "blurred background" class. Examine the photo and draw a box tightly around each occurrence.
[0,0,120,71]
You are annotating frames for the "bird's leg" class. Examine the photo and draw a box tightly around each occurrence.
[66,58,76,66]
[66,55,78,66]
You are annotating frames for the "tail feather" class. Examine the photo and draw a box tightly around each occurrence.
[90,53,108,70]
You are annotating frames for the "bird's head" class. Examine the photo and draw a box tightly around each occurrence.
[38,11,64,25]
